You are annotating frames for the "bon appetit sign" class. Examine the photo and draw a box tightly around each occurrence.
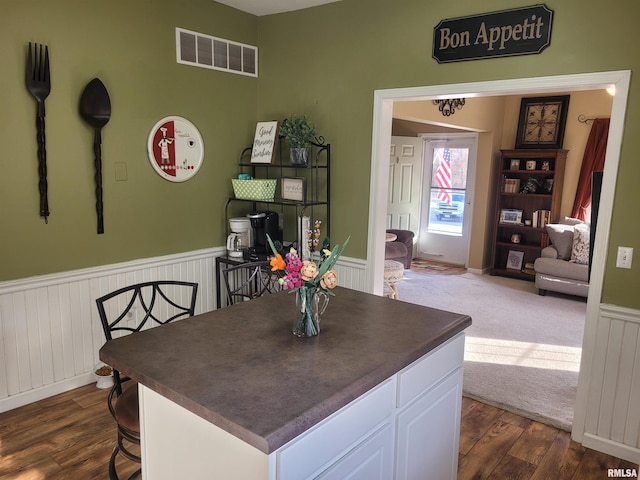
[433,5,553,63]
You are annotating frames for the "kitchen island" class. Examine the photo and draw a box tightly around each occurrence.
[100,287,471,479]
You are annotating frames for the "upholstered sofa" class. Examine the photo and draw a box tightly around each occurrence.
[534,218,590,298]
[385,229,415,269]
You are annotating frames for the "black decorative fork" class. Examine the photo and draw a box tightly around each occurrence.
[25,42,51,223]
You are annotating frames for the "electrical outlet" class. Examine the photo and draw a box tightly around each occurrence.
[616,246,633,269]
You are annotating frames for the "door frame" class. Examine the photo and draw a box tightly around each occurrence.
[417,133,478,266]
[366,70,631,441]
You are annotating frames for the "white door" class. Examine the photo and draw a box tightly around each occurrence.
[418,134,477,266]
[387,137,423,236]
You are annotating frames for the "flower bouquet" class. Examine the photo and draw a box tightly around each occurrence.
[267,234,349,337]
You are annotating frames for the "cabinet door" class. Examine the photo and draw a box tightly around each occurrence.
[395,368,463,480]
[316,423,394,480]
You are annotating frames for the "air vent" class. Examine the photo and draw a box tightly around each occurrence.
[176,27,258,77]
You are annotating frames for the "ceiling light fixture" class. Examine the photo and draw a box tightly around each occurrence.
[433,98,466,116]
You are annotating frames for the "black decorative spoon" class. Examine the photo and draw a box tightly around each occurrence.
[79,78,111,234]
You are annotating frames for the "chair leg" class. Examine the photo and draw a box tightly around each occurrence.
[109,443,120,480]
[109,436,142,480]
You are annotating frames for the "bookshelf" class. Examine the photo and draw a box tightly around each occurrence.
[490,149,567,280]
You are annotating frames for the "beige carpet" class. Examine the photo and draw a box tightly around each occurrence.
[398,269,586,431]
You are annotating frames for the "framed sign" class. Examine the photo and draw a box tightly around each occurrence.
[515,95,570,149]
[506,250,524,270]
[147,116,204,182]
[250,121,279,164]
[281,177,306,202]
[499,208,523,225]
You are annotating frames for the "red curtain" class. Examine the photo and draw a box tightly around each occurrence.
[571,118,610,221]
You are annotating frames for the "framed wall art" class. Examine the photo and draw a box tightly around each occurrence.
[281,177,306,202]
[515,95,570,149]
[506,250,524,270]
[147,116,204,182]
[250,121,279,164]
[499,208,523,225]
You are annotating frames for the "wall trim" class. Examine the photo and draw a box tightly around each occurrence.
[582,432,640,464]
[0,248,367,413]
[0,247,223,295]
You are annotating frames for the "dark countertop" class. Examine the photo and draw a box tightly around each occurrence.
[99,287,471,454]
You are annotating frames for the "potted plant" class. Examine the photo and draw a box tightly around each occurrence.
[280,115,317,165]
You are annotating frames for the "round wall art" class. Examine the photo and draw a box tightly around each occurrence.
[147,116,204,182]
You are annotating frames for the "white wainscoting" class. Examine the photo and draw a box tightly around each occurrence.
[581,303,640,463]
[0,248,367,413]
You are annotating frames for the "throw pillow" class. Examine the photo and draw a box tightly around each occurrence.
[571,224,590,265]
[561,216,586,226]
[546,224,575,260]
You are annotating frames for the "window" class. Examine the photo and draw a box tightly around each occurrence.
[427,147,469,235]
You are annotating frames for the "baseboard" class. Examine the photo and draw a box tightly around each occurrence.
[0,373,95,413]
[582,432,640,464]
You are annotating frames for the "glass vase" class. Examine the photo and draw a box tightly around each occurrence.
[293,286,329,337]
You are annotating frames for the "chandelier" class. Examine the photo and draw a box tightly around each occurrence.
[433,98,465,116]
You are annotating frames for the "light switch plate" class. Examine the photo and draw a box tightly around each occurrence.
[115,162,128,181]
[616,246,633,269]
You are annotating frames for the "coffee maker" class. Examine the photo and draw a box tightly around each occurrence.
[245,211,280,261]
[227,217,252,258]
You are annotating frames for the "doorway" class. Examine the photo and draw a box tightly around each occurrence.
[365,71,631,441]
[418,134,477,266]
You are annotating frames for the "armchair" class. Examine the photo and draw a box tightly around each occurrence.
[385,229,415,269]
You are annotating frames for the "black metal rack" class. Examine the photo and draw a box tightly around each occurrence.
[224,137,331,251]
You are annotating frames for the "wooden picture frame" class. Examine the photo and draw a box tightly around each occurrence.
[499,208,523,225]
[281,177,306,202]
[250,121,279,164]
[515,95,570,149]
[506,250,524,270]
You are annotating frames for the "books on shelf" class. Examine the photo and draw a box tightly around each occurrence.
[532,209,551,228]
[503,177,521,193]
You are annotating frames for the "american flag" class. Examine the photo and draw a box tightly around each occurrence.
[436,148,452,204]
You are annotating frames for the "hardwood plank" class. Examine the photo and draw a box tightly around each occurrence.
[459,399,503,455]
[498,409,532,430]
[572,448,622,479]
[457,420,525,480]
[487,453,537,480]
[508,421,559,465]
[0,457,62,480]
[529,430,585,480]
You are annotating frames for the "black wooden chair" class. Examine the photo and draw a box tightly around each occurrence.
[96,280,198,480]
[221,261,282,307]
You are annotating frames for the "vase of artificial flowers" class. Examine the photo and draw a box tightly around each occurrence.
[267,234,349,337]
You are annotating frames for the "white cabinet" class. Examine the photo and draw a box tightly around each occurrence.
[396,369,463,480]
[139,333,465,480]
[316,423,394,480]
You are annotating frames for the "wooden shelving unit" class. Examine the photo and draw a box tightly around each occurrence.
[490,149,567,281]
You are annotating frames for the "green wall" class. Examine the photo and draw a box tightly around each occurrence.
[1,0,258,280]
[3,0,640,310]
[256,0,640,308]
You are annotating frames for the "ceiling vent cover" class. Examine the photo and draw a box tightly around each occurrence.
[176,27,257,77]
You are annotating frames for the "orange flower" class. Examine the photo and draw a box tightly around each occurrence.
[301,260,319,281]
[320,270,338,289]
[270,254,286,271]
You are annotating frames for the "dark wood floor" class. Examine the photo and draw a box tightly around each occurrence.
[0,384,637,479]
[458,396,638,480]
